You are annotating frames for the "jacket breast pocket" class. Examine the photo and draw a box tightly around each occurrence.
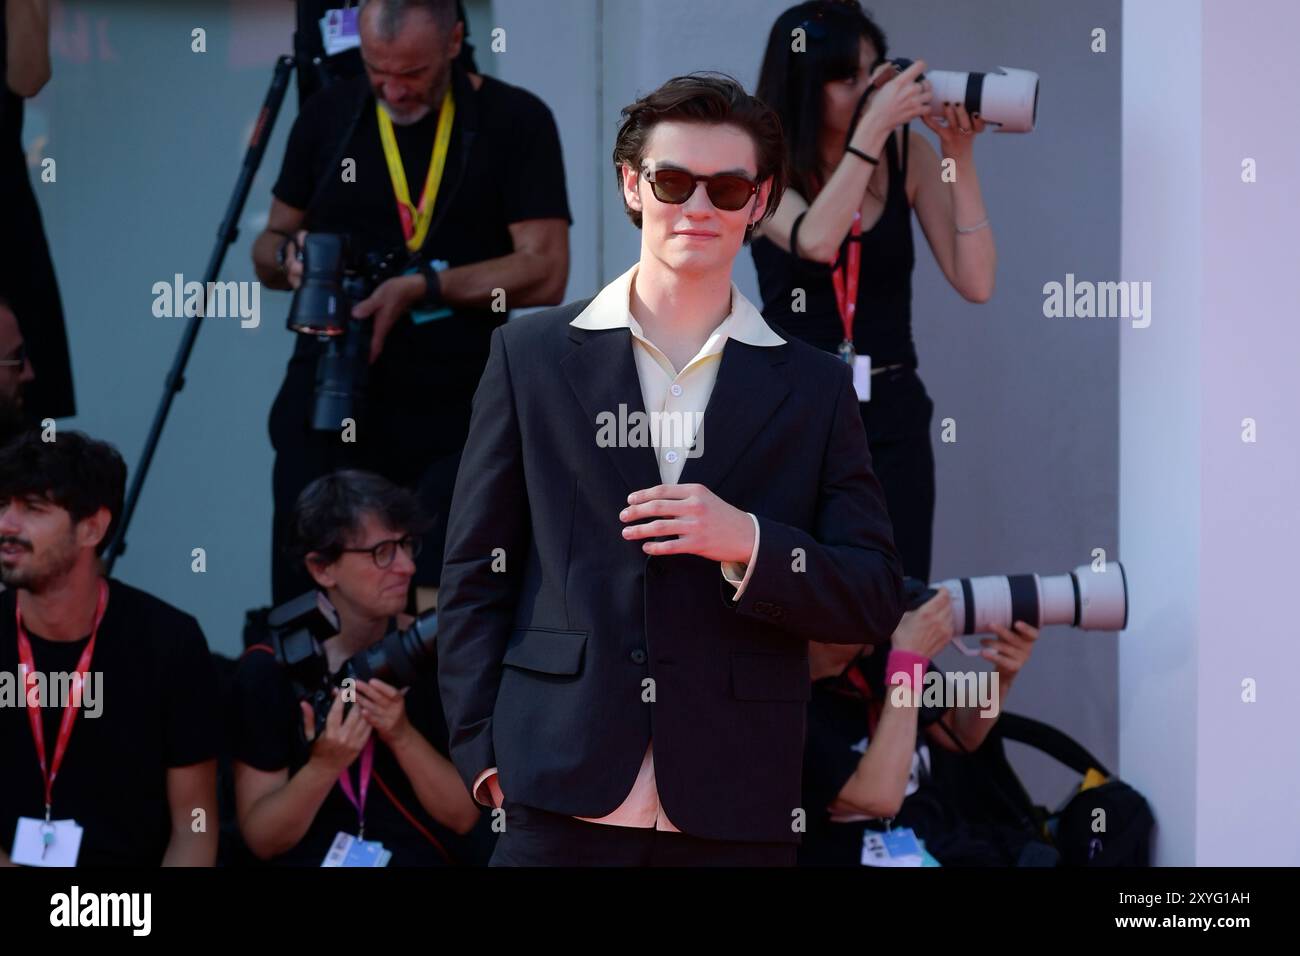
[730,651,810,702]
[502,627,588,676]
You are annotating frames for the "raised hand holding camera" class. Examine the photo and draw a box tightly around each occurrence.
[300,690,372,776]
[855,57,933,139]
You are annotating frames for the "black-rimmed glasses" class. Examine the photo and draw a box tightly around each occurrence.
[340,534,422,568]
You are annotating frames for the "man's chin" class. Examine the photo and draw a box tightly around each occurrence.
[379,101,432,126]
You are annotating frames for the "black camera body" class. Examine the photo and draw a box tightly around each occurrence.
[286,233,406,432]
[266,589,439,741]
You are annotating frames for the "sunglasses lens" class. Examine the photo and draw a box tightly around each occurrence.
[651,169,695,204]
[706,176,755,211]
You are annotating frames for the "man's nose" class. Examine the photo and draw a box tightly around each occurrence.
[19,357,34,384]
[0,506,20,536]
[682,183,718,216]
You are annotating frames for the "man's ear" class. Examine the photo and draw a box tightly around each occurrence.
[751,177,774,226]
[77,507,112,553]
[622,163,644,215]
[305,553,336,590]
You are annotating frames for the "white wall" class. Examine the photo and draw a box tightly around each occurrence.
[1121,0,1300,865]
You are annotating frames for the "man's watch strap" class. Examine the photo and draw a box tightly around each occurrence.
[417,259,444,310]
[275,233,298,274]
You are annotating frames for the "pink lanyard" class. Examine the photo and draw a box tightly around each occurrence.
[337,738,375,839]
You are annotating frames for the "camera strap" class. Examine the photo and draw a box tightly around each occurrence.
[377,87,456,253]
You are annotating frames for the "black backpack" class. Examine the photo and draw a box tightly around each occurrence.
[999,713,1155,866]
[1048,776,1154,866]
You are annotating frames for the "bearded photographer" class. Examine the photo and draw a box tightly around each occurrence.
[229,470,490,866]
[0,431,219,867]
[801,588,1045,866]
[252,0,571,605]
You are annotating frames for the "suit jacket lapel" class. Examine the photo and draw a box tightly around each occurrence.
[562,326,664,497]
[677,339,790,493]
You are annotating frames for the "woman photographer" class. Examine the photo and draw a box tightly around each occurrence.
[802,588,1042,865]
[753,1,997,580]
[230,470,489,865]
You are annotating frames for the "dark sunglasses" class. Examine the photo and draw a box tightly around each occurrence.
[640,164,758,212]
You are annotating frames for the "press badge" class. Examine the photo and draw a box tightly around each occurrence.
[861,827,924,867]
[322,831,391,867]
[11,817,83,867]
[319,8,361,56]
[852,353,872,402]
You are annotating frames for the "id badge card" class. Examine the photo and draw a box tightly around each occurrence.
[319,8,361,56]
[404,264,455,325]
[852,353,872,402]
[11,817,83,867]
[838,340,871,402]
[322,831,391,867]
[861,826,923,867]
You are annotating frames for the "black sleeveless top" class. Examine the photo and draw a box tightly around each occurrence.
[751,130,918,369]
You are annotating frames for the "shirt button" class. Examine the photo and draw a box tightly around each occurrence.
[670,383,683,397]
[664,450,679,464]
[630,649,647,664]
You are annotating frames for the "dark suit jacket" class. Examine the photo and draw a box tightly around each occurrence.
[437,297,905,844]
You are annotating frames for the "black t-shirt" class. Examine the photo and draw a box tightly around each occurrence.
[271,63,571,359]
[0,579,220,866]
[229,634,493,866]
[800,672,933,866]
[268,63,571,469]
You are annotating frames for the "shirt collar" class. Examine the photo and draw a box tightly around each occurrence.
[570,262,785,348]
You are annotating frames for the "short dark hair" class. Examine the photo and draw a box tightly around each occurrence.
[361,0,459,37]
[0,430,127,555]
[612,72,787,244]
[291,470,431,567]
[757,2,889,200]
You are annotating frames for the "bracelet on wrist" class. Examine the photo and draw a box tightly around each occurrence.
[846,145,880,166]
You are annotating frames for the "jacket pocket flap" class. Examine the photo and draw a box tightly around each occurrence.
[731,651,810,701]
[503,628,588,676]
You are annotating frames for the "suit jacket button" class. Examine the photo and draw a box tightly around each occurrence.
[630,649,647,664]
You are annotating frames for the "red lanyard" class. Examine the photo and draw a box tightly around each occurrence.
[337,737,375,839]
[16,579,109,817]
[843,659,881,738]
[829,211,863,346]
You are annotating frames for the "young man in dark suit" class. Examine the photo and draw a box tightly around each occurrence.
[437,73,905,866]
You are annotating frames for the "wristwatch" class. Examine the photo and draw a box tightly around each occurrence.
[417,259,445,310]
[275,234,299,277]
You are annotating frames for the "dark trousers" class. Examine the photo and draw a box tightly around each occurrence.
[859,367,936,582]
[489,800,797,867]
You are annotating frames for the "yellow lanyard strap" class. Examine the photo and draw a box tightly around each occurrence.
[376,88,456,252]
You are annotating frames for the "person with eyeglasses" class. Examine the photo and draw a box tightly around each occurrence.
[0,295,36,448]
[229,470,491,866]
[752,1,997,582]
[437,73,904,865]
